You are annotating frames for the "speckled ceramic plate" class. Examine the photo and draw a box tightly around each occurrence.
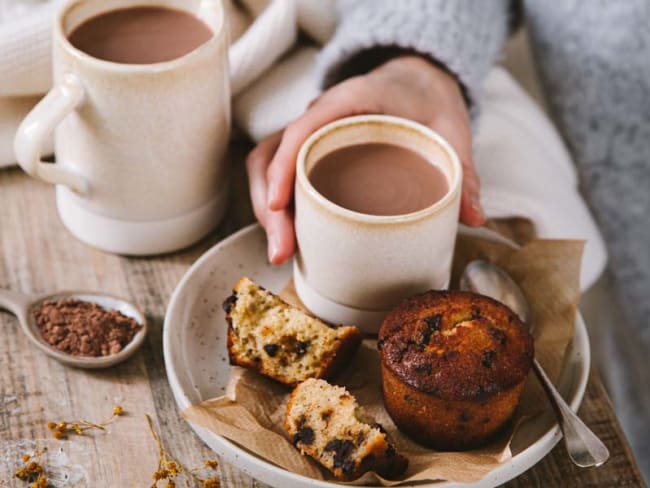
[163,223,590,488]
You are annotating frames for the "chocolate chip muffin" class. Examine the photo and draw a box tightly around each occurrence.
[378,290,534,450]
[285,378,408,480]
[224,277,362,387]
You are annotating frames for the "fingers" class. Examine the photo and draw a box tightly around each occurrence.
[245,131,282,226]
[246,132,296,263]
[266,78,374,211]
[265,207,296,264]
[429,117,485,227]
[458,154,485,226]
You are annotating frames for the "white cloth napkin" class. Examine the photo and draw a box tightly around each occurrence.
[0,0,606,291]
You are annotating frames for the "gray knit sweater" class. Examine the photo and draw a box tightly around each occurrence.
[318,0,650,471]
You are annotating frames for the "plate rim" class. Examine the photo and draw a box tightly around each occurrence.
[163,223,591,487]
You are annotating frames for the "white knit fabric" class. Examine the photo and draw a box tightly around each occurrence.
[0,0,59,97]
[233,46,320,141]
[229,0,297,96]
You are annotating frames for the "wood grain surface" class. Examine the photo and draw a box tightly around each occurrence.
[0,144,644,487]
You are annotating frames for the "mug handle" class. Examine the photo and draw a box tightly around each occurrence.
[226,0,297,96]
[14,73,88,195]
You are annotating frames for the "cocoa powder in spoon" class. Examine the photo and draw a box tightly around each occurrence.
[34,298,141,357]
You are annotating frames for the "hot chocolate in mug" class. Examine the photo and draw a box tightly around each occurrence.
[14,0,292,255]
[294,115,463,333]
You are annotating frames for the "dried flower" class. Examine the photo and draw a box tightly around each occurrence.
[204,460,219,470]
[14,451,47,487]
[203,477,220,488]
[47,405,124,439]
[146,414,221,487]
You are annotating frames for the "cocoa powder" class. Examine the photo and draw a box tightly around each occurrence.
[34,298,141,357]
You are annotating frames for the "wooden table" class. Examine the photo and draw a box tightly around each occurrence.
[0,146,644,487]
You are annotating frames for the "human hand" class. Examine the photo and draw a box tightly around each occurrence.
[246,55,484,264]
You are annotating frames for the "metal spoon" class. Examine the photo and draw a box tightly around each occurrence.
[460,260,610,468]
[0,289,147,369]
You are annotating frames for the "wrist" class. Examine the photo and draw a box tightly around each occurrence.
[373,54,469,108]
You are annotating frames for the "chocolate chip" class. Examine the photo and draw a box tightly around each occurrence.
[293,426,315,445]
[294,341,309,355]
[414,363,432,375]
[482,350,496,368]
[444,350,459,361]
[325,439,355,467]
[458,411,471,422]
[471,306,482,319]
[419,314,442,348]
[341,461,355,475]
[488,327,507,345]
[222,293,237,314]
[263,344,279,357]
[321,410,332,422]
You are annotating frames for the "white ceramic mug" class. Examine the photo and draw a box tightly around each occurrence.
[294,115,462,333]
[14,0,293,255]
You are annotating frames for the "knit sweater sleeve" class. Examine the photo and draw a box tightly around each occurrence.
[316,0,511,115]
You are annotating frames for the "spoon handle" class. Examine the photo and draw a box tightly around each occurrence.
[0,289,32,318]
[533,358,610,467]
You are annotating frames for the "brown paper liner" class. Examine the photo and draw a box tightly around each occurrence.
[183,231,585,485]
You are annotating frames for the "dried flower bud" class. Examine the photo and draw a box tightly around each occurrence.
[203,477,220,488]
[47,422,56,430]
[113,405,124,416]
[166,461,180,476]
[53,430,65,440]
[204,460,219,470]
[22,454,30,462]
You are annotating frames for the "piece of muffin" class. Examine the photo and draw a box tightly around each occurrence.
[223,277,362,387]
[378,290,534,451]
[285,378,408,480]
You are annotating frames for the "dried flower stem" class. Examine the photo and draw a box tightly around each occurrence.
[145,414,220,488]
[47,405,124,439]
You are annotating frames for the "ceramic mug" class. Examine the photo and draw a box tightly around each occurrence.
[14,0,291,255]
[294,115,462,333]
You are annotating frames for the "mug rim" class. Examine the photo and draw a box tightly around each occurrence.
[55,0,226,73]
[296,114,463,224]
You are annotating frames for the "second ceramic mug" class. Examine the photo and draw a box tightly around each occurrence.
[294,115,462,333]
[14,0,289,255]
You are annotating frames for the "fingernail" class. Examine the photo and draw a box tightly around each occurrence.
[268,232,280,264]
[470,193,485,221]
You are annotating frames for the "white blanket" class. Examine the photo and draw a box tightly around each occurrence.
[0,0,607,290]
